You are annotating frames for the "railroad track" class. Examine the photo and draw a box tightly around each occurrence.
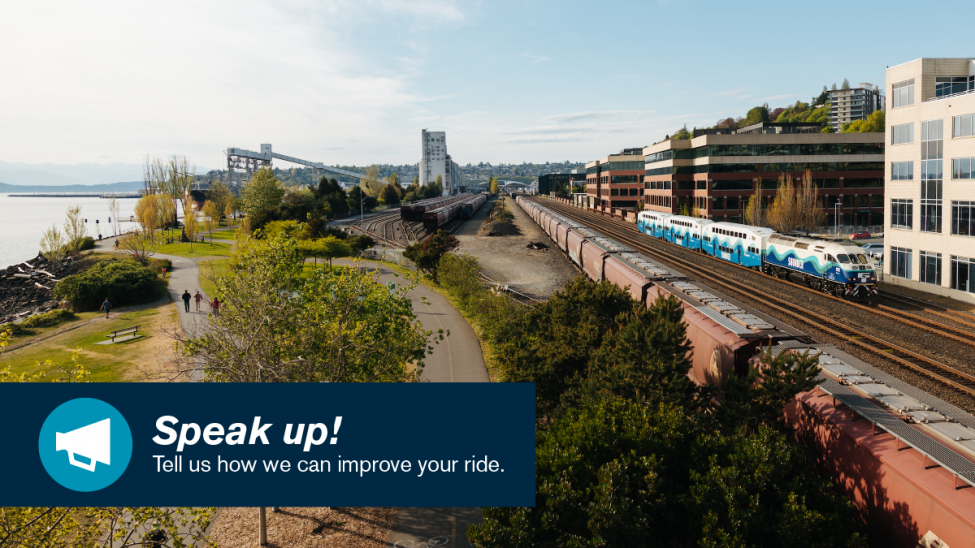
[534,198,975,398]
[878,289,975,330]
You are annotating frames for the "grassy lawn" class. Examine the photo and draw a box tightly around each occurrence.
[156,240,233,258]
[207,226,240,241]
[0,302,179,382]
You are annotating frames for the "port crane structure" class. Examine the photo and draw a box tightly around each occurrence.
[225,144,385,189]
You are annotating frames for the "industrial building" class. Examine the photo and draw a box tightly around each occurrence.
[419,129,460,195]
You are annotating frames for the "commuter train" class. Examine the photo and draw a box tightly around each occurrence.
[637,211,877,299]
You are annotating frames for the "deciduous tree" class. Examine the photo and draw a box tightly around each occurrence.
[744,185,764,227]
[63,205,88,255]
[795,170,827,236]
[202,200,219,242]
[183,208,199,250]
[40,225,67,266]
[403,229,459,282]
[766,173,798,234]
[241,167,286,216]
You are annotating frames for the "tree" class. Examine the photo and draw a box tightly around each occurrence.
[165,155,195,227]
[142,154,167,196]
[743,103,770,126]
[434,174,444,196]
[831,82,837,91]
[381,182,401,204]
[842,78,850,90]
[107,195,121,236]
[40,225,67,266]
[766,173,798,234]
[224,201,236,227]
[304,209,326,240]
[403,229,459,282]
[241,167,286,216]
[744,185,764,227]
[134,196,159,238]
[318,236,352,268]
[176,235,437,383]
[118,231,162,265]
[489,176,499,196]
[795,170,827,236]
[202,200,219,242]
[183,208,199,250]
[207,180,234,223]
[155,193,175,232]
[361,165,384,197]
[842,110,884,133]
[347,235,375,256]
[63,205,88,255]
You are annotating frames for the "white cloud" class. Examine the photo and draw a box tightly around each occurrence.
[761,94,798,102]
[520,52,551,64]
[709,88,749,97]
[735,94,754,100]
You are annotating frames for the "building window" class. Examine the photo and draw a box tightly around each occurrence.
[953,114,975,138]
[952,201,975,236]
[890,247,912,279]
[921,120,944,233]
[892,123,914,144]
[892,79,915,108]
[891,199,913,229]
[920,251,942,285]
[951,256,975,293]
[891,161,913,180]
[937,76,974,98]
[952,157,975,179]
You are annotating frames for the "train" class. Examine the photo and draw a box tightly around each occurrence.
[400,195,468,222]
[637,211,877,299]
[422,193,489,231]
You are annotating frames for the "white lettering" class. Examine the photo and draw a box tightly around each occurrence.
[152,416,178,445]
[248,416,272,445]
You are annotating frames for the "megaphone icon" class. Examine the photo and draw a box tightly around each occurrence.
[55,419,111,472]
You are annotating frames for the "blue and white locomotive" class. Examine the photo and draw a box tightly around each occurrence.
[636,211,878,299]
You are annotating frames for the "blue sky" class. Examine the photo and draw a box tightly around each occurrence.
[2,0,973,171]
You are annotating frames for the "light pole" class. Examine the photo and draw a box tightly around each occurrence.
[834,202,841,240]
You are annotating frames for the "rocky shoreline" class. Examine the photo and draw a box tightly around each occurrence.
[0,253,84,323]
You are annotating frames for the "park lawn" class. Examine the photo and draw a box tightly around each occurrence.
[0,301,179,382]
[207,226,240,241]
[156,240,233,258]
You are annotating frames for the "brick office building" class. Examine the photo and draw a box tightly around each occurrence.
[642,123,885,232]
[585,148,645,209]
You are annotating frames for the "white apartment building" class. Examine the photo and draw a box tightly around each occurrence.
[828,83,884,131]
[419,129,460,195]
[885,58,975,303]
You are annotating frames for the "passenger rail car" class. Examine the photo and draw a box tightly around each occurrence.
[637,211,672,239]
[663,216,713,251]
[702,223,775,268]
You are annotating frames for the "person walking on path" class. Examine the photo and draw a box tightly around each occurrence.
[210,298,220,317]
[193,291,203,312]
[99,298,112,319]
[182,290,192,312]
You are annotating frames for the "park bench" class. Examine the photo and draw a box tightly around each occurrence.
[106,326,140,342]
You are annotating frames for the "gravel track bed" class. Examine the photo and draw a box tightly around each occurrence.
[875,295,975,335]
[535,199,975,410]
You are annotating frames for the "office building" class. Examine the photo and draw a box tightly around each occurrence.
[419,129,460,195]
[642,123,885,229]
[585,148,645,208]
[539,170,586,196]
[884,58,975,303]
[828,83,885,131]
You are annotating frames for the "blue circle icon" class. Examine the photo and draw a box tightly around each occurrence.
[38,398,133,492]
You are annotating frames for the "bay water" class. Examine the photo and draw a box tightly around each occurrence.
[0,194,140,269]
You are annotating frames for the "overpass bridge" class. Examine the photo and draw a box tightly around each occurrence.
[225,144,386,189]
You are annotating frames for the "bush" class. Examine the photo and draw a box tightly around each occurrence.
[1,309,76,335]
[63,236,95,254]
[54,259,162,311]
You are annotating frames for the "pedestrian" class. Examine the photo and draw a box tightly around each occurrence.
[181,290,191,312]
[210,298,220,316]
[100,297,112,319]
[193,290,203,312]
[114,239,120,249]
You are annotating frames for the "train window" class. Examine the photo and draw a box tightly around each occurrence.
[853,254,869,265]
[827,255,837,263]
[837,254,851,264]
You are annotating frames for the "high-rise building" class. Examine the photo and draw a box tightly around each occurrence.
[419,129,459,195]
[828,83,885,131]
[884,58,975,303]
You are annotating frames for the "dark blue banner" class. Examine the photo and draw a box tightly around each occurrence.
[0,383,536,507]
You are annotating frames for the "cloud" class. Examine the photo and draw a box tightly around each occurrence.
[520,51,551,64]
[708,88,749,97]
[760,94,798,102]
[735,94,754,100]
[537,110,655,124]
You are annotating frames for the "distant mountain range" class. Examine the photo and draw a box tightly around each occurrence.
[0,181,142,194]
[0,161,146,186]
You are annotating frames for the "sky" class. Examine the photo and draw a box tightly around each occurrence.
[2,0,974,173]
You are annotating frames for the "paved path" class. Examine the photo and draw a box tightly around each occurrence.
[327,260,489,548]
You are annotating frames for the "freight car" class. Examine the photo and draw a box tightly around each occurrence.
[460,193,488,219]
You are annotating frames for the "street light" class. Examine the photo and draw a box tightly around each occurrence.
[834,202,841,240]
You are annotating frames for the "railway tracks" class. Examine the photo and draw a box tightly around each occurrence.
[535,198,975,398]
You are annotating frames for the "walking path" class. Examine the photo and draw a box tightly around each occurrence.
[328,260,489,547]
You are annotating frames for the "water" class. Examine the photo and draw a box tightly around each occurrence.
[0,194,140,268]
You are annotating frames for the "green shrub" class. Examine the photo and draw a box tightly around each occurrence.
[0,309,76,335]
[54,259,162,311]
[74,236,96,252]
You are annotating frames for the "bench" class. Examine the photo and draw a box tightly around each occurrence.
[106,326,140,342]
